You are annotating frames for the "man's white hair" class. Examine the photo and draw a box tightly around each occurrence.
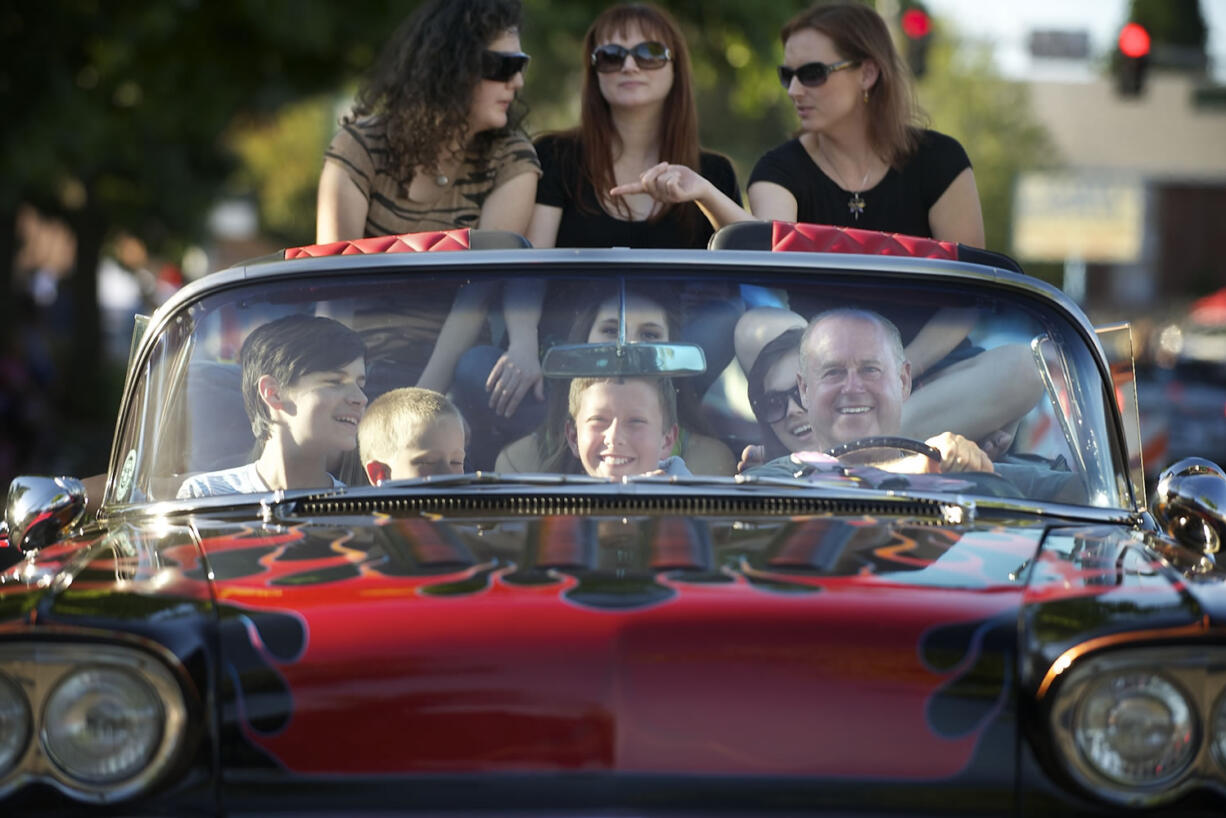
[799,307,906,373]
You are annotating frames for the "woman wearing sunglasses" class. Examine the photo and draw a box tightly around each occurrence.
[733,309,810,471]
[316,0,539,243]
[312,0,541,419]
[742,3,1042,453]
[457,3,742,464]
[747,2,981,244]
[526,2,741,250]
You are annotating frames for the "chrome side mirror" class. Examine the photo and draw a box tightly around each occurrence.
[4,476,87,553]
[1151,458,1226,559]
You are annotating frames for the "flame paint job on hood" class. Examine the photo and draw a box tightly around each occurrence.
[1,511,1214,785]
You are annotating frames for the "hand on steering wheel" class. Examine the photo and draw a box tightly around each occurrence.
[826,433,993,475]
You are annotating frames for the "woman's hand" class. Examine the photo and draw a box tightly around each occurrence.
[610,162,709,205]
[737,444,766,474]
[611,162,752,231]
[486,341,544,418]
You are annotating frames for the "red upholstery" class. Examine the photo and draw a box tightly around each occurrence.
[771,221,958,260]
[284,229,471,259]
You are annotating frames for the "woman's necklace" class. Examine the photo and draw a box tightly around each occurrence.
[818,143,871,221]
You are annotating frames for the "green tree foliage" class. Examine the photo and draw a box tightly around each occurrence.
[1,0,403,434]
[1129,0,1207,51]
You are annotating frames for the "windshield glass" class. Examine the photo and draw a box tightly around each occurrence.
[109,262,1127,508]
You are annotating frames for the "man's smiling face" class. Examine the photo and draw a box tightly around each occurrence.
[799,314,911,451]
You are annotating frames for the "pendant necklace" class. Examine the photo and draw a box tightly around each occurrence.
[819,143,871,221]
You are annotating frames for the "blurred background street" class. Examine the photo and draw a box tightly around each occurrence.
[3,0,1225,492]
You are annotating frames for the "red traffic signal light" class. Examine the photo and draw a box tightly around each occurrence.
[1115,22,1150,96]
[899,6,933,78]
[1118,22,1151,59]
[901,9,932,39]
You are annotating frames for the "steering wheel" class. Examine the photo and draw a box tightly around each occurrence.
[825,436,1023,498]
[825,436,942,465]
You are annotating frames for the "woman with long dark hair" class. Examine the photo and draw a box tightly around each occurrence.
[670,1,1035,448]
[314,0,541,403]
[526,2,741,249]
[317,0,540,241]
[460,3,744,456]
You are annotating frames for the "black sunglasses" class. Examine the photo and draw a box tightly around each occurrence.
[481,50,530,82]
[590,41,672,73]
[751,383,805,425]
[777,58,859,89]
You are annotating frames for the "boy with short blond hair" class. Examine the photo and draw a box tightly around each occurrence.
[565,376,689,479]
[358,387,468,483]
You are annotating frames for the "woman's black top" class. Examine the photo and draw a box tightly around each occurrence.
[536,133,741,249]
[748,129,970,237]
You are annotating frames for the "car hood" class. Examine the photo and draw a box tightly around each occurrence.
[3,508,1221,783]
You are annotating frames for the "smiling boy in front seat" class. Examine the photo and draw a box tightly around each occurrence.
[565,376,689,479]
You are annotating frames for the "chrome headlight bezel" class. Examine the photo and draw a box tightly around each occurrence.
[1046,645,1226,807]
[0,638,193,803]
[0,670,31,777]
[1212,688,1226,772]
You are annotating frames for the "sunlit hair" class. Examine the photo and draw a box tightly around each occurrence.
[358,387,466,466]
[799,307,906,374]
[746,327,805,459]
[567,3,703,235]
[240,315,367,446]
[346,0,527,183]
[567,376,679,433]
[781,1,927,167]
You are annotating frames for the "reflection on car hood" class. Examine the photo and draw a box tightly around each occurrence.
[1,510,1220,784]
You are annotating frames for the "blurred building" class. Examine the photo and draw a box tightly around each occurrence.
[1014,70,1226,314]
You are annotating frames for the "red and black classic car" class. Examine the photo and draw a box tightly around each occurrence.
[2,223,1225,816]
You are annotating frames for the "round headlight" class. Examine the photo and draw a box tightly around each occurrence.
[0,672,31,775]
[41,667,164,784]
[1074,672,1196,786]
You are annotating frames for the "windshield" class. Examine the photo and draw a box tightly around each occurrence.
[108,261,1127,509]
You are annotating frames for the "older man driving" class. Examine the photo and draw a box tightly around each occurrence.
[746,307,1085,503]
[748,307,993,476]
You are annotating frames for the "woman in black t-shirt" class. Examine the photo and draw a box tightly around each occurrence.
[526,3,742,250]
[625,4,1035,454]
[458,3,745,459]
[737,4,1039,448]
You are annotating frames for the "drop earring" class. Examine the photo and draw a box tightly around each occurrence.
[863,88,869,103]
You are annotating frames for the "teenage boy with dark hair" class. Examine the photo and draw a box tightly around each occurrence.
[178,314,367,497]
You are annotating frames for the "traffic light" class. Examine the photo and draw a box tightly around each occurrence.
[899,5,933,79]
[1115,22,1150,96]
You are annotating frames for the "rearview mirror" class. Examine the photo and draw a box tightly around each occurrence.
[542,342,707,378]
